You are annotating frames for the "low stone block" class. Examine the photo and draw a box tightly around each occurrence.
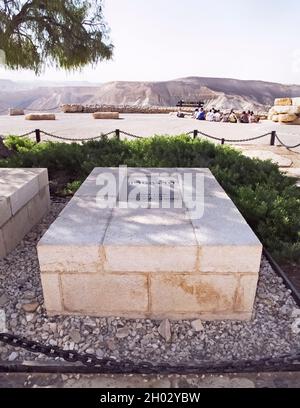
[61,274,148,315]
[25,113,56,120]
[93,112,119,119]
[38,167,262,320]
[9,108,24,116]
[0,168,42,215]
[41,274,63,313]
[274,98,292,106]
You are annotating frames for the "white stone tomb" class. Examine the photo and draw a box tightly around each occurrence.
[37,168,262,320]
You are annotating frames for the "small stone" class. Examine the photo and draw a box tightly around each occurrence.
[0,294,8,306]
[26,314,34,322]
[158,319,171,342]
[23,290,35,300]
[292,309,300,318]
[69,329,81,343]
[0,309,6,333]
[22,302,39,313]
[191,320,204,332]
[106,339,116,351]
[96,349,104,359]
[8,352,18,362]
[116,327,130,339]
[291,318,300,335]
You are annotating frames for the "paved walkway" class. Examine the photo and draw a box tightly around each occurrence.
[0,113,299,150]
[1,371,300,388]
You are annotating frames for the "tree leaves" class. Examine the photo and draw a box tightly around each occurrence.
[0,0,113,72]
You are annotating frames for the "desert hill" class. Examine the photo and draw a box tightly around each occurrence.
[1,76,300,114]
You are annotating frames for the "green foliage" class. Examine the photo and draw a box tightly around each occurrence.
[63,180,82,196]
[0,0,113,73]
[4,135,36,152]
[1,135,300,262]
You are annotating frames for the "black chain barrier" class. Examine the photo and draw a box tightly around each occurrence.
[4,128,300,151]
[0,332,299,374]
[275,133,300,149]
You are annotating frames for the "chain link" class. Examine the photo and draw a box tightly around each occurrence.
[119,130,144,139]
[16,130,37,138]
[40,130,116,142]
[0,332,299,374]
[275,133,300,149]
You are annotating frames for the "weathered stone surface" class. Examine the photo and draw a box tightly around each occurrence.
[40,274,63,313]
[25,113,56,120]
[274,98,292,106]
[235,275,258,312]
[1,205,32,254]
[0,198,11,227]
[103,208,198,273]
[93,112,120,119]
[61,274,148,316]
[150,274,237,317]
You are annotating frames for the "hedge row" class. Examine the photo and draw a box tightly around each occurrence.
[1,135,300,262]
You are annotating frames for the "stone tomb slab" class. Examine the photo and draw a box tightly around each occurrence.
[38,168,262,320]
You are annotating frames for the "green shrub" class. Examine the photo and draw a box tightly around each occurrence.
[1,135,299,262]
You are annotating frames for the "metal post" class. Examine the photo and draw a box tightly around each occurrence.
[193,130,198,139]
[270,131,276,146]
[221,138,225,145]
[115,129,120,140]
[35,129,41,143]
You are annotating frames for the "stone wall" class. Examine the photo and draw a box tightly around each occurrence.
[61,104,194,114]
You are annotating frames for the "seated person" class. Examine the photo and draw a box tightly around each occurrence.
[240,111,249,123]
[196,108,206,120]
[228,110,238,123]
[206,109,214,121]
[193,108,199,119]
[214,110,222,122]
[177,109,185,118]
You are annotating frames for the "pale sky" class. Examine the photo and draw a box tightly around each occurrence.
[1,0,300,84]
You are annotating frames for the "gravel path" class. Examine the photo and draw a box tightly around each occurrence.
[0,198,299,366]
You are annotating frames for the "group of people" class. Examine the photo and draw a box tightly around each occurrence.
[177,108,259,123]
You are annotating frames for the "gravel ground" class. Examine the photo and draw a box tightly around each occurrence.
[0,198,299,366]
